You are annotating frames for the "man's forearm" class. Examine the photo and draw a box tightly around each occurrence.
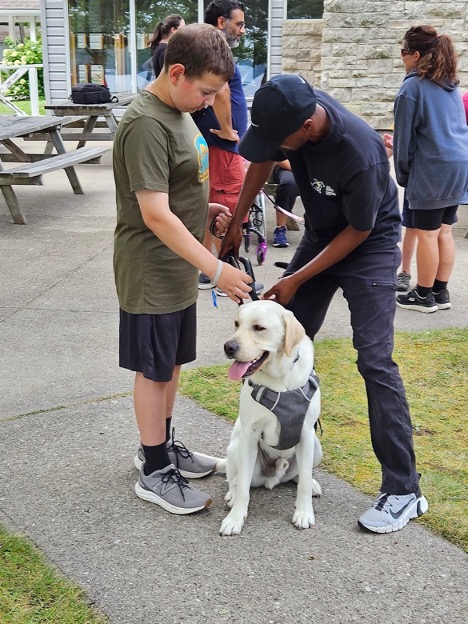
[232,161,275,226]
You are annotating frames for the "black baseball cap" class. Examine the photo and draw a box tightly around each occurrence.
[239,74,317,162]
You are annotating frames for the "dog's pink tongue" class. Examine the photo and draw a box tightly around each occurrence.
[228,361,250,381]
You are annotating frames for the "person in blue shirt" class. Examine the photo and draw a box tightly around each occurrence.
[195,1,260,293]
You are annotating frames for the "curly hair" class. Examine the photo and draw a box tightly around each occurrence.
[403,25,459,84]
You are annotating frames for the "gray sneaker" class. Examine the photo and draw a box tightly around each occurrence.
[133,433,217,479]
[396,271,411,292]
[135,464,212,515]
[358,492,428,534]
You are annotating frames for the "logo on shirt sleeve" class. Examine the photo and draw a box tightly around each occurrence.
[195,133,209,182]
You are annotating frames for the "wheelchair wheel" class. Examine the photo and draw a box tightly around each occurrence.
[257,241,267,265]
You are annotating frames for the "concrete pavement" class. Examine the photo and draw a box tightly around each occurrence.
[0,144,467,623]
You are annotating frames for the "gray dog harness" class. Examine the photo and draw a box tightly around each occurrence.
[247,372,320,450]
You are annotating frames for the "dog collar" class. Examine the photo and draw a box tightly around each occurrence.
[248,372,319,450]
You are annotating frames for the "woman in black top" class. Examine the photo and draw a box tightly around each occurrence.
[148,14,186,80]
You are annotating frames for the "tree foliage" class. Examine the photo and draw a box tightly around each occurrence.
[1,37,44,100]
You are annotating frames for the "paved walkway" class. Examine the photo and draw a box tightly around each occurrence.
[0,146,467,623]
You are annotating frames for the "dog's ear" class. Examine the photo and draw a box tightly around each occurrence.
[283,310,306,356]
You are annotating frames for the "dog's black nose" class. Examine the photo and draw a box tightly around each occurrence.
[224,340,239,358]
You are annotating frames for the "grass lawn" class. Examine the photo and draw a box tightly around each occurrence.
[0,99,46,116]
[0,526,107,623]
[0,328,466,621]
[178,327,468,551]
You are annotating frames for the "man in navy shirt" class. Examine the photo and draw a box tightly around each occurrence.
[220,74,428,534]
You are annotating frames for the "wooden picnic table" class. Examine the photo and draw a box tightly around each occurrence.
[0,115,108,224]
[44,93,135,147]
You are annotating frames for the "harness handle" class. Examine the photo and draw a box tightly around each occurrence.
[220,253,259,304]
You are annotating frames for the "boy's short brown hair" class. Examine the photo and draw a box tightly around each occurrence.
[164,23,234,82]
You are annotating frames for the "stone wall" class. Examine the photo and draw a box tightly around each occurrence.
[282,0,468,129]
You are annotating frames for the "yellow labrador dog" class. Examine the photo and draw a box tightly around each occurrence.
[217,300,322,536]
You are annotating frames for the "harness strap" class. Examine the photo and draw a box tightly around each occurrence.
[248,372,320,450]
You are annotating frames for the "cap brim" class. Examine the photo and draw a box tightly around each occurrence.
[239,126,284,163]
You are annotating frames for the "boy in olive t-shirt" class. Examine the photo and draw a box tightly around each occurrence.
[113,24,252,515]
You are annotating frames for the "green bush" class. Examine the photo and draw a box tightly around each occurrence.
[1,36,44,100]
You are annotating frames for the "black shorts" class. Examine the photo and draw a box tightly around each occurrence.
[403,204,458,230]
[119,305,197,382]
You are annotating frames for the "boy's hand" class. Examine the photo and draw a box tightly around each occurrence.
[217,261,253,303]
[208,203,232,238]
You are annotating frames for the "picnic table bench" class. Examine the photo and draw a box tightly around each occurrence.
[0,115,108,224]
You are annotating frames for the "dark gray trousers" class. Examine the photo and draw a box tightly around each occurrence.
[286,236,420,495]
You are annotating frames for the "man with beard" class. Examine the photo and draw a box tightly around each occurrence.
[196,0,262,294]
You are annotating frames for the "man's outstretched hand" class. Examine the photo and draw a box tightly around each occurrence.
[262,275,298,307]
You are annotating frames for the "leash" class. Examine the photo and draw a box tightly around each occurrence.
[220,252,259,303]
[260,189,304,224]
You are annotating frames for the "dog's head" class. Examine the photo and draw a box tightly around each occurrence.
[224,300,306,381]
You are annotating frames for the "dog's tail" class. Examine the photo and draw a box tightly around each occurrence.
[215,458,227,474]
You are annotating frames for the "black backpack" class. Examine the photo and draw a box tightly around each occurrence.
[71,83,118,105]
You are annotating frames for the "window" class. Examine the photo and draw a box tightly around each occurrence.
[68,0,268,95]
[287,1,324,20]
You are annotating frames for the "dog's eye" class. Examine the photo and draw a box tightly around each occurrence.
[253,324,266,332]
[234,321,239,328]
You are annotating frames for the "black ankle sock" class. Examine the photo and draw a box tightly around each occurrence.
[142,442,171,475]
[415,285,432,298]
[165,417,172,443]
[432,279,447,293]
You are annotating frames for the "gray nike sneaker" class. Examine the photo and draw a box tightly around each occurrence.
[358,492,428,533]
[135,464,212,515]
[133,431,217,479]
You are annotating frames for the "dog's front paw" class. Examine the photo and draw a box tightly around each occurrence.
[219,510,247,536]
[292,506,315,529]
[224,490,235,508]
[312,479,322,497]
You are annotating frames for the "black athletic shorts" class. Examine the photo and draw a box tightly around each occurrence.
[403,205,458,230]
[119,304,197,382]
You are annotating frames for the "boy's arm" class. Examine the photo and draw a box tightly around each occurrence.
[210,83,239,143]
[136,189,252,299]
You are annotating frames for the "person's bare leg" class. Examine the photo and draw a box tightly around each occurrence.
[276,212,287,228]
[165,365,181,431]
[435,223,455,283]
[415,228,440,288]
[134,373,168,446]
[400,227,417,274]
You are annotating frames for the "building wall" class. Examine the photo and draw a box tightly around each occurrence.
[281,0,468,129]
[41,0,70,102]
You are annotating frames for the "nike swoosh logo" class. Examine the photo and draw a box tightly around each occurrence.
[389,499,413,519]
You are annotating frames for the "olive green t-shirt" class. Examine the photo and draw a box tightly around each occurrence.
[113,90,209,314]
